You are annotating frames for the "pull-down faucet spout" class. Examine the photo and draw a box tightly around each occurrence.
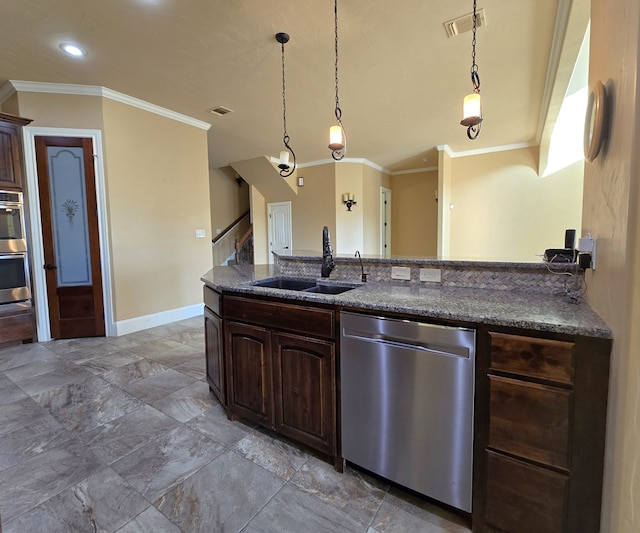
[321,226,336,278]
[355,250,368,282]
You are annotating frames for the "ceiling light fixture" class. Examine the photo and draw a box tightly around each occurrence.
[59,43,87,57]
[460,0,482,139]
[275,32,296,178]
[328,0,346,160]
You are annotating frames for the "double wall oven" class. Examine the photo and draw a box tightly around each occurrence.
[0,190,30,304]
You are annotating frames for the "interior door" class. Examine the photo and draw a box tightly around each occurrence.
[268,201,292,263]
[35,136,105,339]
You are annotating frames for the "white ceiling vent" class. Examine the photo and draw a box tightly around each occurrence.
[209,105,233,116]
[443,8,487,38]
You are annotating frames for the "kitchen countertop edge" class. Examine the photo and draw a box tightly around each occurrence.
[201,266,612,339]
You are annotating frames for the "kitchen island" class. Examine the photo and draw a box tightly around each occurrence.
[202,254,611,533]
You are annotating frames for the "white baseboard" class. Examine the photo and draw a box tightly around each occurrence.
[113,304,203,336]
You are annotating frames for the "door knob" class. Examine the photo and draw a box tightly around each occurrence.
[43,264,57,270]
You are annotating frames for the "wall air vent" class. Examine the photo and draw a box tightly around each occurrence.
[443,8,487,38]
[209,106,233,116]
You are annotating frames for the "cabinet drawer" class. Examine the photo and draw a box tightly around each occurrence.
[490,332,574,384]
[485,451,568,533]
[489,375,572,469]
[224,296,335,339]
[203,286,221,316]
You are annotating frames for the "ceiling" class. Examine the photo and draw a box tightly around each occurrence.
[0,0,563,171]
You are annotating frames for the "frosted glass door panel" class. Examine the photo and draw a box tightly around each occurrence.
[47,146,92,287]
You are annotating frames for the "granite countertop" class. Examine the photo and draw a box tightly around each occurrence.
[201,265,612,339]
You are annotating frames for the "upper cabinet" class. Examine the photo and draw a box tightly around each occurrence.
[0,113,32,191]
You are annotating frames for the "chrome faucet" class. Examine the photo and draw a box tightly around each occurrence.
[321,226,336,277]
[355,250,368,282]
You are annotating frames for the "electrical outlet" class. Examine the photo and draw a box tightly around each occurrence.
[391,266,411,280]
[195,229,206,238]
[578,237,597,270]
[420,268,442,282]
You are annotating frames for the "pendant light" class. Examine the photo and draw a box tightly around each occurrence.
[329,0,346,160]
[276,32,296,177]
[460,0,482,139]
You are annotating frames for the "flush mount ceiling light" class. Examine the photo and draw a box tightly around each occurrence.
[275,32,297,178]
[328,0,347,160]
[460,0,483,140]
[59,42,87,57]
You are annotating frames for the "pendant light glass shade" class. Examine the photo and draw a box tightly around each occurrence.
[278,150,290,167]
[329,124,345,151]
[461,93,482,126]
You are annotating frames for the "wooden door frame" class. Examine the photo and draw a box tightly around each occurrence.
[22,127,114,341]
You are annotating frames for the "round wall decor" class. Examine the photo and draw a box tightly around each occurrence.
[584,80,607,162]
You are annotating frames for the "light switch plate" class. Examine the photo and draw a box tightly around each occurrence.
[420,268,442,282]
[195,229,206,238]
[391,266,411,280]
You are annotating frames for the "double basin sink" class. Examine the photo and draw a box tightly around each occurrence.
[250,277,360,295]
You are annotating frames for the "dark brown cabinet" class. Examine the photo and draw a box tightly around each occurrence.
[223,295,338,462]
[473,329,611,533]
[204,286,226,406]
[0,113,31,190]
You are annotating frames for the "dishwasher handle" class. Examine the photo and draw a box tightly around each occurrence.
[342,328,471,359]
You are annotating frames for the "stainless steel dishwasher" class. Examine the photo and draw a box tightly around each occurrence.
[340,311,475,512]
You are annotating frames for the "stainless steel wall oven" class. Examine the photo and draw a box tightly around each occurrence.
[0,190,27,253]
[0,253,30,304]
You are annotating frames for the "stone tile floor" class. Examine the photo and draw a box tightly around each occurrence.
[0,317,471,533]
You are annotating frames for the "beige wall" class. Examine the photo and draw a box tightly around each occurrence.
[447,146,583,261]
[335,163,364,254]
[583,0,640,531]
[250,185,268,264]
[9,92,106,130]
[291,164,336,253]
[209,166,250,234]
[101,98,211,321]
[363,165,392,255]
[391,170,438,257]
[10,91,211,324]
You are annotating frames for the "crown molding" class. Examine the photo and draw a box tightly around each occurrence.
[437,142,537,159]
[391,166,438,176]
[2,80,211,131]
[298,157,391,174]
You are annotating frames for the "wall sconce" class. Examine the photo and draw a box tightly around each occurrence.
[342,193,356,211]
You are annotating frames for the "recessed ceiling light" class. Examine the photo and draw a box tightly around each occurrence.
[59,43,87,57]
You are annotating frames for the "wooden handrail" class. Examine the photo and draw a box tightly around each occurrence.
[235,224,253,250]
[212,209,250,245]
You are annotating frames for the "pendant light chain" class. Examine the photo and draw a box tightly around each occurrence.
[470,0,480,93]
[334,0,341,122]
[276,32,296,177]
[330,0,346,160]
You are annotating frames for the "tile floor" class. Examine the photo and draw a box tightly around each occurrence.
[0,317,471,533]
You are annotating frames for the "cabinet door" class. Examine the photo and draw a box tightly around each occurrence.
[204,306,225,406]
[272,332,336,456]
[0,123,24,190]
[225,321,273,427]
